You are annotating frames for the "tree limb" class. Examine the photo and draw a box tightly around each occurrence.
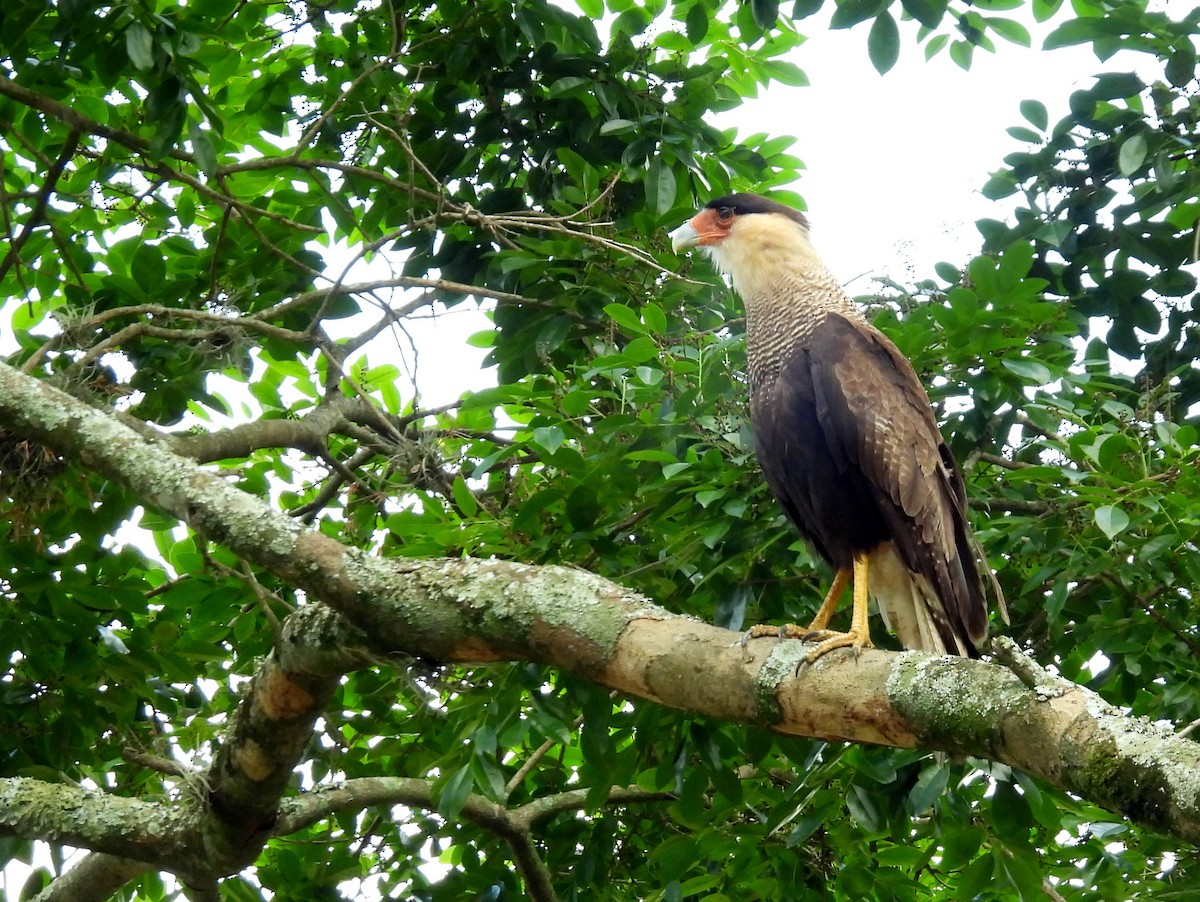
[28,853,152,902]
[0,128,80,286]
[273,777,672,902]
[3,360,1200,847]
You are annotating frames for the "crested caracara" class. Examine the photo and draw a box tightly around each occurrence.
[671,193,1001,661]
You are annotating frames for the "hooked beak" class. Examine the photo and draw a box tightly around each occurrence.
[670,220,700,253]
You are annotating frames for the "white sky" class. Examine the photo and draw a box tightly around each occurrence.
[720,16,1102,287]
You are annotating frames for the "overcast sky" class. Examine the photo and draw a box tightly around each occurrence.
[721,14,1102,285]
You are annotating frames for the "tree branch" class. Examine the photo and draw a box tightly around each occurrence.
[274,776,673,902]
[0,128,80,285]
[28,853,152,902]
[0,779,189,867]
[3,360,1200,846]
[204,605,375,853]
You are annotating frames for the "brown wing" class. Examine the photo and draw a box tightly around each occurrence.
[808,314,989,649]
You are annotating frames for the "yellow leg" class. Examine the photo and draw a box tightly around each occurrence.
[805,566,850,632]
[802,552,875,663]
[744,566,851,642]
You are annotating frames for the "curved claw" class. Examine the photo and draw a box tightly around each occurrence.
[803,628,873,664]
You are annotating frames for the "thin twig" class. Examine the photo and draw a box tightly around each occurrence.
[0,128,81,286]
[505,715,584,798]
[1178,716,1200,739]
[121,749,194,778]
[977,452,1037,470]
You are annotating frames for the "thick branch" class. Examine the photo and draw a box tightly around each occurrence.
[0,76,158,158]
[204,605,374,854]
[169,400,356,462]
[3,361,1200,845]
[28,854,152,902]
[0,779,189,867]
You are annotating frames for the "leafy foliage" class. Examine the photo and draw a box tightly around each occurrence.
[2,0,1200,899]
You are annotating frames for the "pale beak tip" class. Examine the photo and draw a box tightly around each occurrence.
[670,221,699,253]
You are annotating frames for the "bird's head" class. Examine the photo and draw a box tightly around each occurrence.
[670,194,814,298]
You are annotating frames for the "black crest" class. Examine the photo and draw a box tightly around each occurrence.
[704,193,809,229]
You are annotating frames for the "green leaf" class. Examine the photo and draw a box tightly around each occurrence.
[531,425,566,455]
[189,122,217,176]
[1002,358,1053,384]
[536,315,572,356]
[625,450,678,463]
[1006,126,1042,143]
[436,766,475,819]
[466,329,495,348]
[612,6,651,36]
[641,302,667,334]
[995,847,1045,900]
[131,244,167,292]
[1154,149,1179,190]
[957,853,995,897]
[645,159,677,216]
[603,303,648,334]
[907,762,949,814]
[948,38,973,69]
[566,482,600,529]
[836,864,875,896]
[990,780,1033,841]
[939,827,983,870]
[1095,505,1129,540]
[867,11,901,73]
[548,76,589,98]
[1019,99,1048,130]
[125,23,154,70]
[1117,134,1148,175]
[831,0,883,31]
[987,17,1030,47]
[901,0,948,29]
[751,0,781,30]
[576,0,603,16]
[1090,72,1145,100]
[1043,17,1111,50]
[846,784,882,832]
[981,171,1017,199]
[685,3,708,44]
[451,475,478,517]
[147,93,187,157]
[1166,41,1197,88]
[734,0,765,42]
[934,261,960,283]
[764,60,809,86]
[792,0,823,18]
[599,118,636,136]
[1032,0,1063,21]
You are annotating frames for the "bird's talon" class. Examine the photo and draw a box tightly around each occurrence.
[801,629,872,665]
[743,623,804,644]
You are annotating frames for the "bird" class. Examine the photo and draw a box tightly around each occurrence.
[670,193,1002,660]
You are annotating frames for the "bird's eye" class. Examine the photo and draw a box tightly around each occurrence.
[716,207,734,223]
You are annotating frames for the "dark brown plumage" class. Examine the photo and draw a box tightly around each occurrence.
[671,193,1000,658]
